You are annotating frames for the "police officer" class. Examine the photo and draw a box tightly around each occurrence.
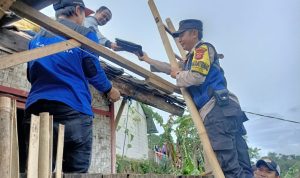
[137,19,253,178]
[24,0,120,173]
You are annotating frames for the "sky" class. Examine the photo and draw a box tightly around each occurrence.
[41,0,300,156]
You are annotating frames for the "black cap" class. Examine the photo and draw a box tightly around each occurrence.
[172,19,203,38]
[256,158,280,176]
[53,0,94,16]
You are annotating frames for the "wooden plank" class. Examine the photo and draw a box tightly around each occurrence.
[0,28,184,116]
[115,98,127,130]
[148,1,224,178]
[0,28,30,51]
[55,124,65,178]
[39,112,51,178]
[165,18,187,60]
[0,0,15,20]
[0,39,81,69]
[10,99,19,178]
[148,0,177,67]
[27,114,40,178]
[113,77,184,116]
[145,77,174,94]
[49,115,53,175]
[10,1,179,94]
[0,96,12,178]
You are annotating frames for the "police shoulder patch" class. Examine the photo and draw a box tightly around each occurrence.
[191,45,211,75]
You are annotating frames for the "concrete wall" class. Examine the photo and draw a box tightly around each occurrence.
[115,100,149,160]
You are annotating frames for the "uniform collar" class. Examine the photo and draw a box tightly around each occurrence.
[186,40,203,59]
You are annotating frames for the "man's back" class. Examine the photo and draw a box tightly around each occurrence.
[26,18,111,116]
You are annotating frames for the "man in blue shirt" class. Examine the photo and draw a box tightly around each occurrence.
[23,0,120,173]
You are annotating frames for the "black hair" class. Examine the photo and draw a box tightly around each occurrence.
[55,6,84,19]
[96,6,111,15]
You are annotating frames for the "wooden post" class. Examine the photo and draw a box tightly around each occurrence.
[0,96,12,178]
[39,112,51,178]
[10,1,178,94]
[55,124,65,178]
[165,18,186,59]
[148,1,225,177]
[115,98,127,130]
[49,115,53,175]
[27,114,40,178]
[10,99,19,178]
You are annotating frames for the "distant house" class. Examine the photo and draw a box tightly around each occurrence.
[115,100,158,160]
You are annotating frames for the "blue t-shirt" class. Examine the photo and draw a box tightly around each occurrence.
[25,19,112,116]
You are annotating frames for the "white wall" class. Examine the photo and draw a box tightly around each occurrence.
[115,100,149,160]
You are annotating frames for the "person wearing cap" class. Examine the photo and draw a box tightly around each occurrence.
[254,158,280,178]
[23,0,120,173]
[136,19,252,177]
[84,6,121,51]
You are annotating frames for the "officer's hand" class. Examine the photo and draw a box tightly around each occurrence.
[107,87,121,102]
[111,42,122,51]
[170,67,181,79]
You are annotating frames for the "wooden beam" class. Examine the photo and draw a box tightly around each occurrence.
[0,96,12,178]
[55,124,65,178]
[10,1,178,94]
[0,29,184,116]
[165,18,187,59]
[27,114,40,178]
[10,99,19,178]
[0,0,15,20]
[38,112,51,178]
[148,1,225,177]
[115,98,127,130]
[113,77,184,116]
[147,0,177,67]
[0,29,29,51]
[0,39,81,69]
[145,77,174,94]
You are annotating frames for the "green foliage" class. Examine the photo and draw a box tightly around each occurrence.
[248,147,261,164]
[116,155,175,174]
[265,152,300,177]
[148,134,163,150]
[141,104,164,125]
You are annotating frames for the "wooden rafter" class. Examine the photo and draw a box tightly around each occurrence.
[0,0,15,20]
[9,1,179,94]
[0,30,185,116]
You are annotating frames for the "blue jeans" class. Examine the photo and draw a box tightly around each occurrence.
[23,100,93,173]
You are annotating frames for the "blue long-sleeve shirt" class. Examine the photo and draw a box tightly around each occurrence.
[25,18,112,116]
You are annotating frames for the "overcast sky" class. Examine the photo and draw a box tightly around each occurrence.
[42,0,300,156]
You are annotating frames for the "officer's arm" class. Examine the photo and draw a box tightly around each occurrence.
[139,52,183,74]
[176,45,215,87]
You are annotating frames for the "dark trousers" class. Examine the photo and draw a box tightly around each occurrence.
[204,100,253,178]
[23,100,93,173]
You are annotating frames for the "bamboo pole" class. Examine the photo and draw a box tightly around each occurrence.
[27,114,40,178]
[55,124,65,178]
[0,96,12,178]
[39,112,51,178]
[148,1,225,177]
